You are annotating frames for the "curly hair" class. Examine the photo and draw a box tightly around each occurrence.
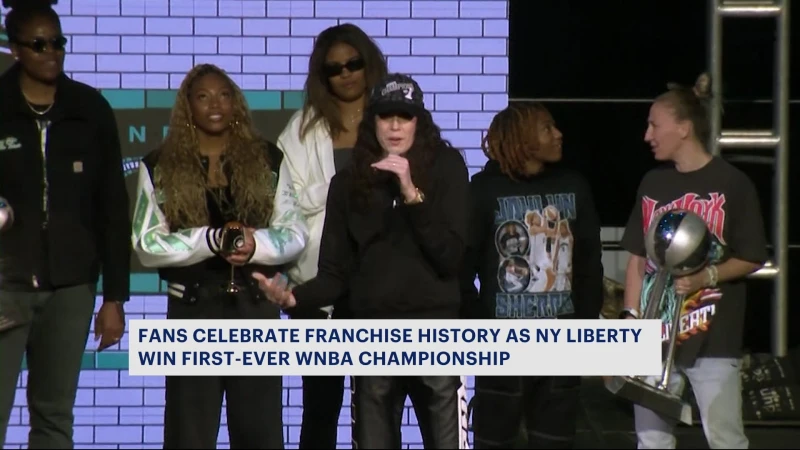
[348,110,453,211]
[482,102,551,180]
[300,23,388,140]
[156,64,276,230]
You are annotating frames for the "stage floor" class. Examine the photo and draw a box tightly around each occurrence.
[575,377,800,449]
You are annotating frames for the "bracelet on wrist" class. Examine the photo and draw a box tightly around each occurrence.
[618,307,640,319]
[706,265,719,288]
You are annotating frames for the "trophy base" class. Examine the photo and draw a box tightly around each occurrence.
[604,376,693,425]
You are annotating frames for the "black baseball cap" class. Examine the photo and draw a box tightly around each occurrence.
[368,73,425,117]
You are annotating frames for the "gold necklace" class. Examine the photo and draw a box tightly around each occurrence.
[347,108,362,124]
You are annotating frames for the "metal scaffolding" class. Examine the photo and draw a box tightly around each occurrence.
[708,0,791,356]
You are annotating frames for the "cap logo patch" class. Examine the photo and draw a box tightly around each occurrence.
[381,81,416,99]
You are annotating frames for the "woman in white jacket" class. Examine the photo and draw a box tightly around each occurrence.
[276,23,388,449]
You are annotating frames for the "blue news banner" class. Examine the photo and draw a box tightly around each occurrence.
[128,320,663,377]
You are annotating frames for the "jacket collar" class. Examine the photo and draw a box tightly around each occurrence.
[0,63,86,122]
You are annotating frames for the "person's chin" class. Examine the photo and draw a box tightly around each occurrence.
[652,149,670,161]
[386,145,411,155]
[198,123,230,136]
[33,69,61,84]
[335,88,364,103]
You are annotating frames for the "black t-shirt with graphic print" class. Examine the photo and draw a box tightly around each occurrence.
[620,157,768,363]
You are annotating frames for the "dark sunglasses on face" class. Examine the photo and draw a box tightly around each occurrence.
[323,57,365,78]
[378,111,414,121]
[13,35,68,53]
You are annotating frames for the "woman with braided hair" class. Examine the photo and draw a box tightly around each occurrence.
[461,102,603,449]
[131,63,309,449]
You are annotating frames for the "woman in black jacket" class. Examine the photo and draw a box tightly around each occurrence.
[255,73,472,449]
[0,1,128,448]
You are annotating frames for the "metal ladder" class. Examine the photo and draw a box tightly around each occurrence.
[708,0,790,356]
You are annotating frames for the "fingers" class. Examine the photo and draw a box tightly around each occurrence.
[95,326,123,351]
[252,272,292,304]
[674,280,690,295]
[225,254,251,266]
[98,335,119,351]
[251,272,267,283]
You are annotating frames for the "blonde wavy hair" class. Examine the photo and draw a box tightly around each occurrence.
[156,64,276,230]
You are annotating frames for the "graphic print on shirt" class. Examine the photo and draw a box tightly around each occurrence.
[493,193,577,319]
[638,192,727,346]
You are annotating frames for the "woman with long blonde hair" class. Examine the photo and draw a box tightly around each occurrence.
[131,63,309,449]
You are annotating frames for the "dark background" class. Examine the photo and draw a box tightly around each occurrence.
[509,0,800,354]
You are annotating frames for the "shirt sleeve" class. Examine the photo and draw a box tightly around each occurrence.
[727,174,769,264]
[131,164,221,268]
[620,179,647,257]
[248,158,310,266]
[570,174,605,319]
[289,173,354,314]
[95,98,132,303]
[403,148,470,278]
[459,178,488,319]
[276,115,329,216]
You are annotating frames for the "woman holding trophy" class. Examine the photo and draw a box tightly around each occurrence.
[619,72,769,449]
[131,63,309,449]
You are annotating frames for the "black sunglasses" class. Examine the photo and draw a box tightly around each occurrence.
[12,35,68,53]
[322,57,365,78]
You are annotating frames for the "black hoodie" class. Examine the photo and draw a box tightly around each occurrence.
[461,160,604,321]
[288,145,470,320]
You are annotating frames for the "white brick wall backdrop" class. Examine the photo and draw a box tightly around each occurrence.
[1,0,508,448]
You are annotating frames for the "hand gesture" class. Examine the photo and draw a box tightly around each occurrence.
[95,301,125,351]
[371,155,416,199]
[223,225,256,266]
[673,271,708,296]
[252,272,297,309]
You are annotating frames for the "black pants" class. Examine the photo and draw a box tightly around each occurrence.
[295,303,349,449]
[163,281,284,449]
[472,376,581,449]
[352,375,464,449]
[0,284,97,449]
[299,375,345,449]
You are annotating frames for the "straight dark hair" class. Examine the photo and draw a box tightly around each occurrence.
[300,23,388,141]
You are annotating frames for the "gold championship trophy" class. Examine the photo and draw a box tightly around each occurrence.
[604,209,713,425]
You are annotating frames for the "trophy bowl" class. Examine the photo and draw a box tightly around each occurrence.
[645,209,712,277]
[0,197,13,232]
[605,208,712,425]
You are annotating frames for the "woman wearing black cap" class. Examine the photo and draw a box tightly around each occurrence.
[255,73,471,449]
